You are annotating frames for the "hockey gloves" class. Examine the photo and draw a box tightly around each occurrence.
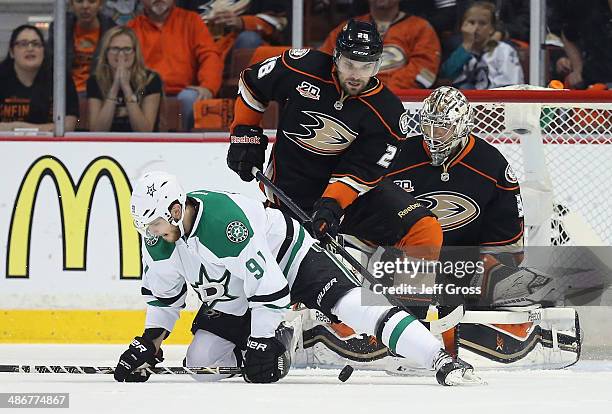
[311,197,344,241]
[227,124,268,182]
[243,336,288,383]
[114,336,164,382]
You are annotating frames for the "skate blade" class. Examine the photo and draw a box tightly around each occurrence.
[444,369,487,386]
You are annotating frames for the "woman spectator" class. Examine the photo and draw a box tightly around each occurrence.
[48,0,116,96]
[0,25,79,132]
[87,26,162,132]
[439,1,523,89]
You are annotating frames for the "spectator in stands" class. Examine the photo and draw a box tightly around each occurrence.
[127,0,222,130]
[493,0,530,44]
[178,0,289,62]
[87,26,162,132]
[439,1,523,89]
[0,25,78,132]
[319,0,441,91]
[556,0,612,89]
[103,0,143,25]
[48,0,116,96]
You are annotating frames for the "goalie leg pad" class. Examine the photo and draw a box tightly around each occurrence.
[458,308,581,369]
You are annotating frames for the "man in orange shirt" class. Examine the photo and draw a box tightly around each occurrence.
[319,0,441,92]
[128,0,223,129]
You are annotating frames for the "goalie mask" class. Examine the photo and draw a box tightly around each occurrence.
[420,86,474,166]
[131,171,187,242]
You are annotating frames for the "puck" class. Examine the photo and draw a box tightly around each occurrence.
[338,365,354,382]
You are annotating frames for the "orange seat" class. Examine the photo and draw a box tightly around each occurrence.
[248,45,291,65]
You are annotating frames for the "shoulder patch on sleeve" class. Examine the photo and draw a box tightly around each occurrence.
[193,192,254,258]
[504,163,519,184]
[288,48,310,59]
[399,110,410,136]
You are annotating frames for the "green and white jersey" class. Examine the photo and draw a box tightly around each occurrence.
[141,190,314,338]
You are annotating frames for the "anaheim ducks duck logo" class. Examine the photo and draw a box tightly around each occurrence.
[283,111,358,155]
[417,191,480,231]
[380,45,407,72]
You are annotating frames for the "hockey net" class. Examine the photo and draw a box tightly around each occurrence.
[399,88,612,247]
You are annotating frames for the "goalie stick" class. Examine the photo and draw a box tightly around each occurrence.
[0,365,243,375]
[251,167,464,335]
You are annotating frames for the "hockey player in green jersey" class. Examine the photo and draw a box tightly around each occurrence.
[114,171,482,385]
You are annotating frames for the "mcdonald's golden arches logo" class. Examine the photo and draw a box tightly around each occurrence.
[6,155,141,278]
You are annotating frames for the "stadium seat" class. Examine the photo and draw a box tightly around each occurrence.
[159,96,183,132]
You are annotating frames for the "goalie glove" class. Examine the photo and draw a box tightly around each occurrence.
[471,254,562,308]
[227,125,268,182]
[114,336,164,382]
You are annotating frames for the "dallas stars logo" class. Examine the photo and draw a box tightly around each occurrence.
[191,265,238,307]
[226,221,249,243]
[146,184,156,197]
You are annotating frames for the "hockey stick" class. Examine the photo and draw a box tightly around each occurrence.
[0,364,243,375]
[251,167,463,335]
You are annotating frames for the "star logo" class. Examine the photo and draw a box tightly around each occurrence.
[146,184,156,197]
[226,221,249,243]
[191,266,238,307]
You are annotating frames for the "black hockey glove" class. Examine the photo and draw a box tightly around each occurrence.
[311,197,344,241]
[227,124,269,182]
[243,336,287,383]
[114,336,164,383]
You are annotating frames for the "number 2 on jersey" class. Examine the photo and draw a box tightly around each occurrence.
[377,144,398,168]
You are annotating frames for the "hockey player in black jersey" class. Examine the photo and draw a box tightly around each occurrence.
[386,86,526,352]
[227,19,443,263]
[388,86,524,253]
[383,87,574,366]
[300,87,578,370]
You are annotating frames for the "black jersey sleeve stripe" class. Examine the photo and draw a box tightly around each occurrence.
[248,285,290,303]
[238,76,267,113]
[275,211,295,263]
[141,283,188,306]
[385,161,431,177]
[358,97,405,140]
[281,52,335,84]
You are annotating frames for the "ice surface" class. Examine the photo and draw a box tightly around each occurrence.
[1,345,611,413]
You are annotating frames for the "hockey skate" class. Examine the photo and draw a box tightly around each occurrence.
[432,350,486,386]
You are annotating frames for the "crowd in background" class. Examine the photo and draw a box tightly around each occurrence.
[0,0,610,133]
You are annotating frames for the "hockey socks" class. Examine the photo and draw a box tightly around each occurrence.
[375,308,441,368]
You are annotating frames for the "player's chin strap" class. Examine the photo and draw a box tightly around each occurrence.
[250,167,464,335]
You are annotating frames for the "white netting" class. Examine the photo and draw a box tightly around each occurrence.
[401,89,612,246]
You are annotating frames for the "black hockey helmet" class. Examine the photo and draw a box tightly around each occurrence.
[335,19,383,63]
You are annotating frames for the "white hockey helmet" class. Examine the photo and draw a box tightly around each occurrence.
[130,171,187,240]
[419,86,474,166]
